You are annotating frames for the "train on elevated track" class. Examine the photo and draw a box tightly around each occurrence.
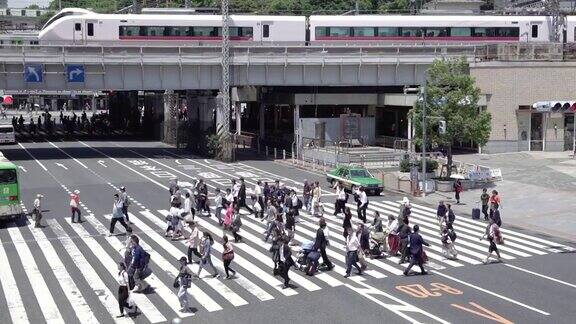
[33,8,576,45]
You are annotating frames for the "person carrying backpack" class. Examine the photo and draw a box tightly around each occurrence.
[441,223,458,260]
[480,219,503,264]
[196,232,220,278]
[174,257,194,313]
[129,235,150,293]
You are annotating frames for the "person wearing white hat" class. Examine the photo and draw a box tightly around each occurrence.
[398,197,411,224]
[70,190,82,223]
[32,194,44,228]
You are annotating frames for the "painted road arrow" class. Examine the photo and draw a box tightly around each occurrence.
[17,165,27,173]
[97,160,107,168]
[55,163,68,170]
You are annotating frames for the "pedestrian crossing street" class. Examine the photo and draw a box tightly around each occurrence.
[0,197,572,324]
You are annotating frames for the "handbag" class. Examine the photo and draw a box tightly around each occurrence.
[222,250,234,261]
[173,277,180,289]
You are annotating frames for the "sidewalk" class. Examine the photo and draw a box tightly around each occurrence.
[416,151,576,244]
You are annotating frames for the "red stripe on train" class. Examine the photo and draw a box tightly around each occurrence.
[119,36,253,41]
[314,36,519,41]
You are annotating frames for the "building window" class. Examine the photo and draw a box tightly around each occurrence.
[75,23,81,31]
[263,24,269,38]
[531,25,538,38]
[21,10,26,16]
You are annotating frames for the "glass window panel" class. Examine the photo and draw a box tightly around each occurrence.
[146,26,164,36]
[353,27,375,37]
[451,27,471,37]
[329,27,350,37]
[315,27,328,37]
[377,27,398,37]
[193,26,214,36]
[425,27,448,37]
[242,27,253,37]
[401,28,422,37]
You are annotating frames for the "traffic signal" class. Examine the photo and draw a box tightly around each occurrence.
[439,120,446,135]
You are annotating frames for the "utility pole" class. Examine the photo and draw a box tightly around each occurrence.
[217,0,232,161]
[421,77,427,198]
[544,0,563,42]
[185,0,191,8]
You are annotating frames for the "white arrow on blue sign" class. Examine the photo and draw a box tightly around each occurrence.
[24,64,43,83]
[67,64,85,83]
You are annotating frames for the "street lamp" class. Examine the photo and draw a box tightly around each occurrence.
[421,76,428,197]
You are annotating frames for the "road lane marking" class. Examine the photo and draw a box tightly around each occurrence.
[83,215,203,316]
[139,210,275,301]
[18,142,47,171]
[431,270,550,316]
[55,162,68,170]
[98,160,108,168]
[0,230,29,323]
[7,225,65,324]
[504,264,576,289]
[48,141,88,169]
[121,212,245,308]
[28,223,99,324]
[153,210,296,297]
[451,302,514,324]
[17,165,27,172]
[48,219,133,324]
[63,217,167,323]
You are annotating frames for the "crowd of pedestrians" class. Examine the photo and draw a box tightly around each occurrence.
[28,170,508,318]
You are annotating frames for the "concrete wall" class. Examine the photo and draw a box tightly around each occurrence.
[300,117,376,145]
[470,61,576,153]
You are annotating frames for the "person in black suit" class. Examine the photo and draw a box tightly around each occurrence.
[403,225,430,276]
[279,237,297,289]
[313,218,333,270]
[237,178,254,215]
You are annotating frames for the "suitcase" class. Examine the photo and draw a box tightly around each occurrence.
[472,208,481,220]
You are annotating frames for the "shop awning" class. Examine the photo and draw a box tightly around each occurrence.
[532,101,576,112]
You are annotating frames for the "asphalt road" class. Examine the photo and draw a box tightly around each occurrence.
[0,140,575,324]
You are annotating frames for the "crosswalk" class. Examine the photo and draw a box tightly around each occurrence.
[0,196,572,323]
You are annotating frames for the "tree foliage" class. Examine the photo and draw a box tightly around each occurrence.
[410,57,491,177]
[48,0,413,14]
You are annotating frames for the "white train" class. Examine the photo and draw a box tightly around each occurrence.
[36,8,576,45]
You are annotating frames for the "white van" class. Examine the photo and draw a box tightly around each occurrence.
[0,125,16,144]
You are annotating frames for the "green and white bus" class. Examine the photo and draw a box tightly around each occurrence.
[0,152,22,220]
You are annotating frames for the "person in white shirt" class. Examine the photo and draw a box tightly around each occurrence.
[183,191,194,220]
[344,227,363,277]
[214,188,224,226]
[333,182,346,216]
[254,180,264,219]
[231,179,240,204]
[357,187,369,223]
[311,181,322,217]
[32,193,44,228]
[186,221,202,264]
[117,262,137,318]
[224,188,234,209]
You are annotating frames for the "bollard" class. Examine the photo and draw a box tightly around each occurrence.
[257,141,260,154]
[266,146,269,157]
[283,149,286,160]
[292,151,295,164]
[274,148,277,159]
[323,159,326,172]
[312,158,316,170]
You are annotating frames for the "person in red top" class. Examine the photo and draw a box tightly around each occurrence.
[70,190,82,223]
[489,190,501,219]
[453,179,463,204]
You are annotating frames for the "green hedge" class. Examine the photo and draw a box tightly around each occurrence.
[400,158,438,173]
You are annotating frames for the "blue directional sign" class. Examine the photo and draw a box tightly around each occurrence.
[24,64,43,83]
[67,64,85,83]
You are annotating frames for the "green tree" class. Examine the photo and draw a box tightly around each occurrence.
[410,57,491,177]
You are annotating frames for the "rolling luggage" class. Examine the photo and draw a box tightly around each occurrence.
[472,208,481,220]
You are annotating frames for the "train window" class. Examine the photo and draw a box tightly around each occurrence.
[167,27,188,36]
[315,27,328,37]
[75,23,81,31]
[498,27,519,37]
[119,26,140,37]
[451,27,471,37]
[241,27,253,37]
[377,27,398,37]
[401,28,422,37]
[229,27,240,37]
[193,26,215,36]
[146,26,165,37]
[353,27,375,37]
[87,23,94,36]
[329,27,350,37]
[531,25,538,38]
[473,27,496,37]
[263,24,270,38]
[425,28,448,37]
